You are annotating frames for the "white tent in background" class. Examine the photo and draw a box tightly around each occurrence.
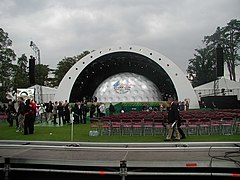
[29,84,57,104]
[194,77,240,101]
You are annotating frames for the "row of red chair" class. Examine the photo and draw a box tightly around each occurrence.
[90,109,240,136]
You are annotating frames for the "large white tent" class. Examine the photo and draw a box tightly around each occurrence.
[6,85,57,104]
[194,77,240,101]
[28,84,57,104]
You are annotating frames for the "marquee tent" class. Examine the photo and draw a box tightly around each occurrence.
[194,77,240,100]
[28,84,57,104]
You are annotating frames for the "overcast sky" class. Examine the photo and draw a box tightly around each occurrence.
[1,0,239,72]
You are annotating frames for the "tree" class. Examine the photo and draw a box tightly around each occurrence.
[12,54,29,90]
[35,64,50,86]
[204,19,240,81]
[187,46,216,87]
[53,51,90,87]
[0,28,16,102]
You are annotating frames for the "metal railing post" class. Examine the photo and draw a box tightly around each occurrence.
[120,160,127,180]
[4,157,10,180]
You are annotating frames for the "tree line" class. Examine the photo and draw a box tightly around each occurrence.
[0,19,239,102]
[187,19,240,87]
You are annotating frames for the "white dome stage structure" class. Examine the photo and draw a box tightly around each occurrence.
[93,72,162,102]
[54,45,199,109]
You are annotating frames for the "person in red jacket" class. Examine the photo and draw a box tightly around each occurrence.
[29,99,36,134]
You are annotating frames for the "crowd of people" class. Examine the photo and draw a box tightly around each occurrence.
[3,97,37,135]
[1,96,111,135]
[2,96,188,141]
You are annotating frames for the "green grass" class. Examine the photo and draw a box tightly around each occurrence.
[0,121,239,142]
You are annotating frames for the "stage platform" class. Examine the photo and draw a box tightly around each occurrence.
[0,140,239,180]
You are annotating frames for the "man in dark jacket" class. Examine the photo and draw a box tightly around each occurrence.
[23,99,32,135]
[6,100,16,127]
[164,101,181,141]
[81,103,89,124]
[73,101,82,124]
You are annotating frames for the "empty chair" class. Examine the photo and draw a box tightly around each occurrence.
[90,119,100,131]
[221,117,236,135]
[121,119,133,136]
[132,119,143,136]
[210,117,222,135]
[153,118,165,136]
[187,118,199,135]
[99,119,111,136]
[111,119,122,135]
[235,120,240,134]
[143,118,154,136]
[198,118,211,135]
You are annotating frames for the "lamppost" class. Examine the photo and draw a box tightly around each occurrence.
[30,41,43,104]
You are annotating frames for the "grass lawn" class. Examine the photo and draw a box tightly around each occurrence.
[0,121,239,142]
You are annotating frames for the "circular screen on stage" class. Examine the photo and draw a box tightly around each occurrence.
[93,72,162,102]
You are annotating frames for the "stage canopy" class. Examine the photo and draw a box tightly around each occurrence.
[194,77,240,100]
[55,45,199,109]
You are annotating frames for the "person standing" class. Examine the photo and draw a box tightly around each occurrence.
[179,101,185,111]
[81,102,89,124]
[16,97,25,132]
[96,103,101,118]
[53,101,58,125]
[36,104,44,123]
[89,103,96,118]
[23,99,32,135]
[109,103,115,116]
[57,101,64,125]
[185,100,189,111]
[73,100,81,124]
[164,101,181,141]
[29,99,36,134]
[46,101,53,123]
[64,100,70,124]
[6,100,16,127]
[99,103,106,117]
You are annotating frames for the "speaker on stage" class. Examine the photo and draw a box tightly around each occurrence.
[216,44,224,77]
[29,56,36,85]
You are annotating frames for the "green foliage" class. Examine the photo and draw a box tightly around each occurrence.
[187,47,216,87]
[53,51,90,87]
[187,19,240,86]
[35,64,50,86]
[0,28,16,102]
[204,19,240,81]
[12,54,30,90]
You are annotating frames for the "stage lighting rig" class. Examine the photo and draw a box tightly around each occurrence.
[30,40,43,104]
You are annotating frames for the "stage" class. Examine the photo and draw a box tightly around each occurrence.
[0,140,239,180]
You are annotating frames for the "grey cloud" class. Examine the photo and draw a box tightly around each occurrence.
[1,0,239,71]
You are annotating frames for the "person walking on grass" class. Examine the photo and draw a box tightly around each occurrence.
[164,101,181,141]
